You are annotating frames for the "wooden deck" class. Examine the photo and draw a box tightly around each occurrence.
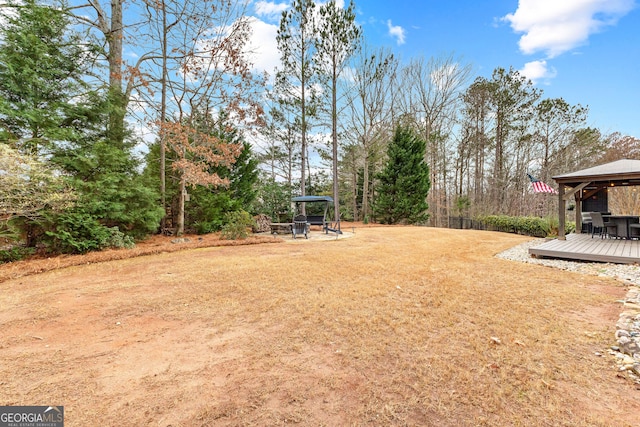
[529,233,640,264]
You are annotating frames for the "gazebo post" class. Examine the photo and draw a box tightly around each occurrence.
[558,183,566,240]
[575,190,582,235]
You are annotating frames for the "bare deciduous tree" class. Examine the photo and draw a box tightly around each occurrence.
[139,0,263,234]
[345,44,397,221]
[396,54,471,225]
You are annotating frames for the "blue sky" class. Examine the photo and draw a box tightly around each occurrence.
[247,0,639,138]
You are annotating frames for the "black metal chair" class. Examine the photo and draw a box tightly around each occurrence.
[629,220,640,239]
[292,214,309,239]
[590,212,617,238]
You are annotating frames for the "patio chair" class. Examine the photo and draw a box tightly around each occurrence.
[581,211,593,234]
[292,214,309,239]
[590,212,617,238]
[630,222,640,239]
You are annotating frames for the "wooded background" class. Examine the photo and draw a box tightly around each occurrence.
[1,0,638,255]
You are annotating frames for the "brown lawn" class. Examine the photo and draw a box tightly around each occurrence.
[1,225,639,426]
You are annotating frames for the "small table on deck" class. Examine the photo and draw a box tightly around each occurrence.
[602,215,640,239]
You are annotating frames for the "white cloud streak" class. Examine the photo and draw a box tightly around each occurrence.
[503,0,635,58]
[254,1,288,21]
[387,19,406,45]
[519,60,557,85]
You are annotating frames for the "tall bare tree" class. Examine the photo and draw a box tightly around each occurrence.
[260,89,300,185]
[69,0,134,147]
[315,0,360,226]
[532,97,588,172]
[345,44,397,221]
[276,0,318,210]
[458,77,494,214]
[396,54,471,225]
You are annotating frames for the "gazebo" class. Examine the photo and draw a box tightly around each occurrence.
[553,159,640,240]
[291,195,342,234]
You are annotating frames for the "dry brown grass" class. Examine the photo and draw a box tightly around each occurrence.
[1,225,638,426]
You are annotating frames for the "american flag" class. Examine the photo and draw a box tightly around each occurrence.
[527,174,557,194]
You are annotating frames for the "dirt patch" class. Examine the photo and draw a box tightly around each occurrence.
[1,225,639,426]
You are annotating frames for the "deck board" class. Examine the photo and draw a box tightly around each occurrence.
[528,233,640,264]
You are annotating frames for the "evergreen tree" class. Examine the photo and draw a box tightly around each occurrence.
[52,138,164,240]
[0,0,96,154]
[374,125,431,224]
[253,177,296,223]
[0,0,162,252]
[211,115,259,210]
[186,137,259,234]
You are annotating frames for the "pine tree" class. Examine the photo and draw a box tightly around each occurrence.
[0,0,162,251]
[374,125,431,224]
[0,0,95,154]
[276,0,318,204]
[184,118,260,234]
[211,115,259,210]
[315,0,361,226]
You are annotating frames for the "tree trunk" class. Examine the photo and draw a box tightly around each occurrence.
[160,0,168,231]
[331,67,339,226]
[176,177,185,235]
[106,0,126,147]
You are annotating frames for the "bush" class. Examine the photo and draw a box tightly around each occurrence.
[0,246,35,263]
[220,210,255,240]
[106,227,135,249]
[478,215,574,238]
[44,212,135,254]
[253,178,295,222]
[187,189,239,234]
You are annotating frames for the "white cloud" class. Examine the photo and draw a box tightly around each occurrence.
[503,0,635,58]
[519,60,557,85]
[254,1,289,21]
[430,64,461,91]
[387,20,406,45]
[246,16,280,75]
[318,0,345,7]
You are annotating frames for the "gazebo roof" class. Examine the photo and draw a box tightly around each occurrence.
[553,159,640,186]
[291,195,334,203]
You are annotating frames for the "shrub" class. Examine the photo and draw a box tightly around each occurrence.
[220,210,255,240]
[44,212,135,254]
[0,246,35,263]
[45,212,111,254]
[478,215,575,238]
[106,227,135,249]
[186,189,239,234]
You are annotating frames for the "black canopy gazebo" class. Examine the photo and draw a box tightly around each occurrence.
[291,195,342,234]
